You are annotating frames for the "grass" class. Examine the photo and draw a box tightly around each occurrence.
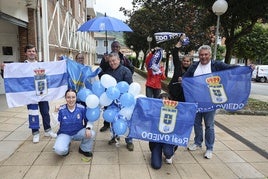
[243,98,268,111]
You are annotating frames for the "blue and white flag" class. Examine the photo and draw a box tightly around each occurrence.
[129,97,197,146]
[182,66,252,112]
[4,60,67,108]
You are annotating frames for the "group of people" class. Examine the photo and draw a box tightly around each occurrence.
[144,34,249,169]
[1,38,252,169]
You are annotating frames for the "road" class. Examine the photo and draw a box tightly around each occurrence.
[251,81,268,95]
[249,81,268,102]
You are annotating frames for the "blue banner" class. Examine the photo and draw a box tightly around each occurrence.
[64,56,101,92]
[129,97,197,146]
[182,66,252,112]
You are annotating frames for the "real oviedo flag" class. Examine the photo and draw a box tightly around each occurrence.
[182,66,252,112]
[4,60,68,108]
[129,97,197,146]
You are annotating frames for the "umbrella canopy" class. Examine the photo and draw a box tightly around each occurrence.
[77,14,133,52]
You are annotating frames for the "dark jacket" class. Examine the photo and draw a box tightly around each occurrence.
[98,51,134,78]
[105,64,133,84]
[183,60,237,77]
[168,47,188,102]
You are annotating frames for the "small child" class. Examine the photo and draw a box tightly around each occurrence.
[149,92,178,169]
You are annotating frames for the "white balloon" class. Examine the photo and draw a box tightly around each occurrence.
[128,82,141,96]
[86,94,99,109]
[99,92,113,106]
[100,74,117,88]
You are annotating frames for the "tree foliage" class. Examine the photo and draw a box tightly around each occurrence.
[121,0,268,65]
[186,0,268,64]
[233,23,268,65]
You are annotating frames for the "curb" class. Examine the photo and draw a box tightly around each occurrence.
[217,109,268,116]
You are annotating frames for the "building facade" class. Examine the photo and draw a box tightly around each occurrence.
[0,0,96,94]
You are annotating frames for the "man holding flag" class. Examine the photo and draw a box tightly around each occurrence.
[2,44,58,143]
[183,45,254,159]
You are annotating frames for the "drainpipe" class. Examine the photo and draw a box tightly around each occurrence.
[36,0,42,61]
[41,0,49,62]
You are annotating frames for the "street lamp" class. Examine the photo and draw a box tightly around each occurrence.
[147,36,152,52]
[212,0,228,60]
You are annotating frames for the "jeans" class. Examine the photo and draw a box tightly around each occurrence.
[193,111,216,151]
[53,128,95,156]
[27,101,51,134]
[149,142,177,169]
[146,86,161,99]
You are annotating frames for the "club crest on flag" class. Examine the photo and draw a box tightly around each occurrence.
[159,100,178,134]
[206,76,227,104]
[34,68,48,96]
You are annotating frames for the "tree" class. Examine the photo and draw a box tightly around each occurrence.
[122,0,209,71]
[233,23,268,65]
[191,0,268,64]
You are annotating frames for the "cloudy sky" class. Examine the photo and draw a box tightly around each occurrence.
[94,0,133,21]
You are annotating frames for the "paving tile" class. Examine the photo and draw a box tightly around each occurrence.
[174,163,210,179]
[33,152,65,166]
[120,164,151,179]
[91,151,119,164]
[0,140,23,161]
[227,162,265,178]
[62,151,92,165]
[173,150,197,164]
[222,140,252,151]
[236,150,268,162]
[0,131,9,140]
[2,151,40,165]
[119,151,146,164]
[0,123,21,132]
[148,164,182,179]
[214,150,245,163]
[0,166,30,179]
[57,165,90,179]
[89,164,120,179]
[251,162,268,177]
[201,163,238,178]
[23,166,60,179]
[4,130,30,141]
[17,140,48,152]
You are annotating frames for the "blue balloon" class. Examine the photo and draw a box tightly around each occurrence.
[103,109,118,123]
[113,118,127,136]
[86,107,101,122]
[116,81,129,93]
[92,81,105,97]
[120,93,135,107]
[77,88,92,102]
[106,86,120,100]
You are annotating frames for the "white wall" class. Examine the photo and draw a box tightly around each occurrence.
[0,0,29,22]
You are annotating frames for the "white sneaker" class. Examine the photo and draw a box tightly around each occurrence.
[33,134,40,143]
[44,130,57,138]
[187,143,201,151]
[165,157,173,164]
[204,150,213,159]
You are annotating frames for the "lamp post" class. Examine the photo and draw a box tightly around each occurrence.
[147,36,152,52]
[212,0,228,60]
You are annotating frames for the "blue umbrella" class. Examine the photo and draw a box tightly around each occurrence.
[77,13,133,52]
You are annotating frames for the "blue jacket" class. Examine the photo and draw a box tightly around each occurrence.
[58,103,90,136]
[183,60,237,77]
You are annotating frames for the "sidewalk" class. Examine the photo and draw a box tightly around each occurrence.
[0,72,267,179]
